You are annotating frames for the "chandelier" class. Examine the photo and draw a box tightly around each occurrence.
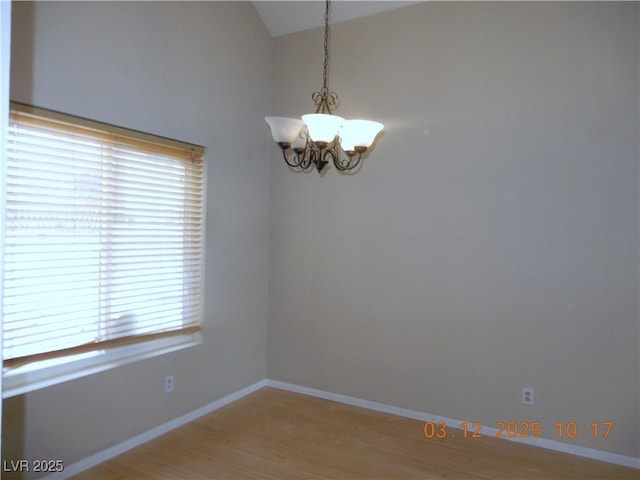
[265,0,384,173]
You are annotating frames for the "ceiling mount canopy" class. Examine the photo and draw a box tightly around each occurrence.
[265,0,383,173]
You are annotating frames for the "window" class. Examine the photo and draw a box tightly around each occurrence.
[2,103,205,394]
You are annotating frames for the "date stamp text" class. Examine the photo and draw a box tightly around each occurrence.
[423,421,613,440]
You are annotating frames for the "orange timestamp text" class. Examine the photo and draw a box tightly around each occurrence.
[423,421,613,440]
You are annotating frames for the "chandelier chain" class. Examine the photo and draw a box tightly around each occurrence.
[322,0,329,95]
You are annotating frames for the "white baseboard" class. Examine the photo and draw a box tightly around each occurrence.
[266,379,640,471]
[44,379,268,480]
[46,377,639,478]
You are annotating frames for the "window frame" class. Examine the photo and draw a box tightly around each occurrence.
[2,102,207,398]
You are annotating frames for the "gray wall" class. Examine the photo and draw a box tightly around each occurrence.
[5,1,272,474]
[268,2,640,458]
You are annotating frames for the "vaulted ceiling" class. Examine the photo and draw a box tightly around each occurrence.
[252,1,422,37]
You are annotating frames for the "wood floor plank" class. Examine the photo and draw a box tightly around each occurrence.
[73,387,639,479]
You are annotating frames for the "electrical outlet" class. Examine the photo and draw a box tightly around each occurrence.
[165,375,175,393]
[522,387,534,406]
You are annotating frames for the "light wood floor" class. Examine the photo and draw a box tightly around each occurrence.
[74,387,638,479]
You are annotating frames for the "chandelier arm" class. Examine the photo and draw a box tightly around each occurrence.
[322,148,337,172]
[300,149,314,170]
[309,149,317,170]
[280,131,317,171]
[299,137,315,170]
[281,145,316,171]
[333,152,362,172]
[334,150,349,171]
[309,147,326,172]
[281,149,301,169]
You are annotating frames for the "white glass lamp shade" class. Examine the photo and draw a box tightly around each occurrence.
[265,116,305,144]
[338,120,384,152]
[301,114,345,144]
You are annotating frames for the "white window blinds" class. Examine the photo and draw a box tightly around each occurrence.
[3,104,205,367]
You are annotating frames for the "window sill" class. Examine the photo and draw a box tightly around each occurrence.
[2,331,202,398]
